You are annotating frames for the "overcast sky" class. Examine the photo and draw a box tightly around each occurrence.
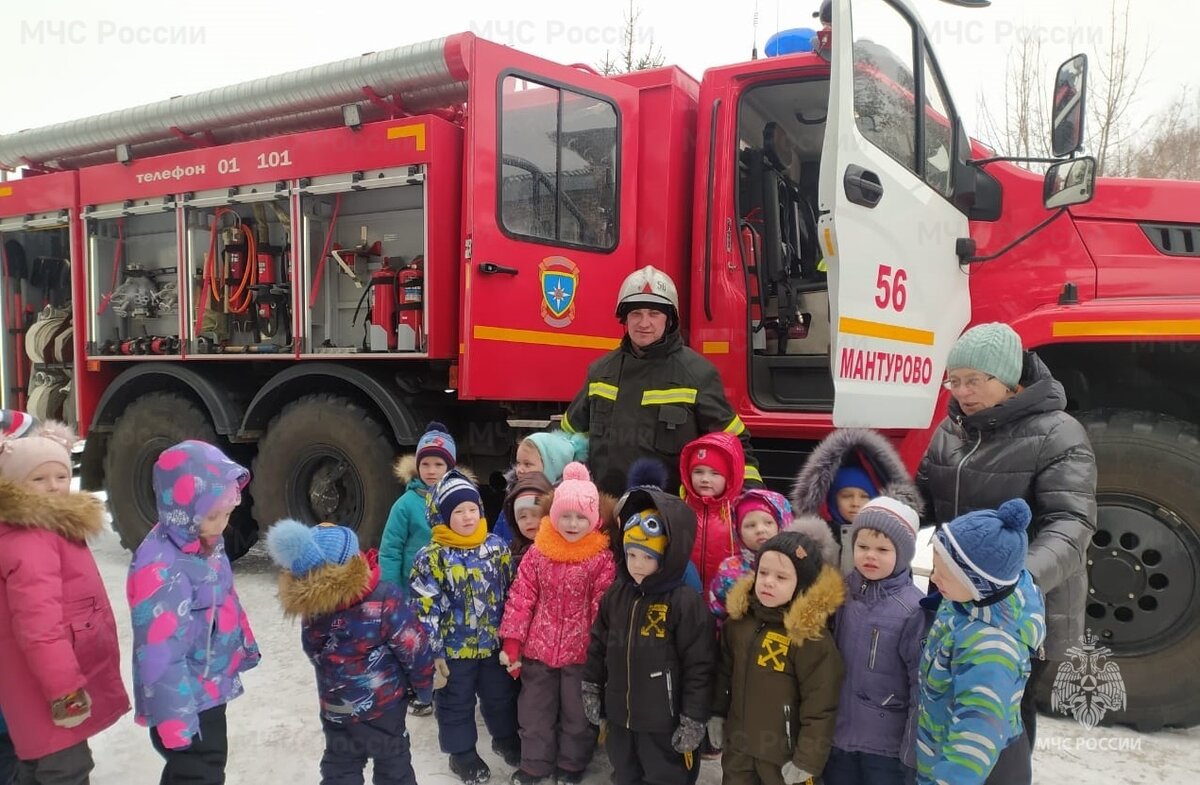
[0,0,1194,157]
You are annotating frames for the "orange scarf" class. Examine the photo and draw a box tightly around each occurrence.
[534,518,610,563]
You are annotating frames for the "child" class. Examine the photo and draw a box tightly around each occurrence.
[380,421,457,591]
[493,430,588,543]
[0,417,130,783]
[503,470,554,570]
[499,462,616,785]
[824,497,925,785]
[411,469,521,784]
[919,499,1046,785]
[710,531,845,785]
[582,466,714,785]
[708,489,793,623]
[680,432,745,592]
[128,440,262,784]
[266,519,435,785]
[790,428,923,574]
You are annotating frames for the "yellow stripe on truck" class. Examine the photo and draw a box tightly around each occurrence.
[838,316,935,346]
[473,325,621,351]
[1053,319,1200,338]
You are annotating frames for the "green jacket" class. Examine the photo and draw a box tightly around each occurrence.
[379,455,432,594]
[562,331,760,496]
[713,567,846,775]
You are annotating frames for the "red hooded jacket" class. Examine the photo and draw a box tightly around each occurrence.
[680,431,746,590]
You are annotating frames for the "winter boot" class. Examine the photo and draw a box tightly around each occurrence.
[410,700,433,717]
[511,770,551,785]
[491,735,522,768]
[554,767,585,785]
[450,750,491,785]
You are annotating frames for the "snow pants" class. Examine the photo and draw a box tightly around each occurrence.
[320,705,415,785]
[150,704,227,785]
[435,654,519,755]
[517,660,594,777]
[12,741,92,785]
[605,724,698,785]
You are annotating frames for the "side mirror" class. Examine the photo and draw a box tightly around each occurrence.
[1043,157,1096,209]
[1051,54,1088,157]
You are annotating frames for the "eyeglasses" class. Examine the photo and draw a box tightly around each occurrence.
[942,374,995,391]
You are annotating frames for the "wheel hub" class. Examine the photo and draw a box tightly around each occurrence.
[1086,496,1199,655]
[293,449,362,527]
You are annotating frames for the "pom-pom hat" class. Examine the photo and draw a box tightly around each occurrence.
[934,498,1032,601]
[548,461,601,530]
[266,519,359,576]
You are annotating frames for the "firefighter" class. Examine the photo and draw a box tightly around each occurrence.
[560,265,761,498]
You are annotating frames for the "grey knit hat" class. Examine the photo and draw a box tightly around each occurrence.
[946,322,1023,390]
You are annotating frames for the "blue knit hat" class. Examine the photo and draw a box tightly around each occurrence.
[934,498,1032,601]
[416,421,456,467]
[524,430,588,483]
[266,519,359,577]
[431,469,482,525]
[946,322,1024,390]
[827,466,878,525]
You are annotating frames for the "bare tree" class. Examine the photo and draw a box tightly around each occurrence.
[976,32,1051,163]
[975,0,1162,177]
[1131,87,1200,180]
[597,0,665,75]
[1087,0,1151,175]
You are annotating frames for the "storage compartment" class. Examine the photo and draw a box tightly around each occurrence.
[183,185,293,355]
[0,218,75,424]
[85,201,182,358]
[297,167,427,355]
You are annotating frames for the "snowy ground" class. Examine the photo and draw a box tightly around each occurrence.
[77,504,1199,784]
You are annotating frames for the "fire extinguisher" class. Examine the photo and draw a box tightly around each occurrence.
[396,256,423,351]
[369,266,399,351]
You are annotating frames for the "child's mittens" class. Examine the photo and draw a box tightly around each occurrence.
[671,716,706,753]
[780,762,814,785]
[433,658,450,691]
[499,639,523,680]
[50,689,91,729]
[581,681,602,726]
[706,716,725,749]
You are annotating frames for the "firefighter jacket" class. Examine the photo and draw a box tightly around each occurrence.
[712,568,846,776]
[561,330,761,497]
[582,485,716,734]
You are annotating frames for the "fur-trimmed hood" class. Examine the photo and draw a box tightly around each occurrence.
[276,552,377,619]
[791,428,923,519]
[0,478,105,543]
[786,513,841,568]
[726,564,845,644]
[393,454,476,487]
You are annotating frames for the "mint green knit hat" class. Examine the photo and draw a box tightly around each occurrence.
[946,323,1023,389]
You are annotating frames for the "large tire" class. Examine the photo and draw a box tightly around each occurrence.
[1036,410,1200,731]
[250,394,398,548]
[103,392,258,560]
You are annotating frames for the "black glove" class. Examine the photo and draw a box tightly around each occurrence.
[671,716,706,753]
[581,681,602,726]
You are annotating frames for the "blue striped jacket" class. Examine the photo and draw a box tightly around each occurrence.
[916,571,1046,785]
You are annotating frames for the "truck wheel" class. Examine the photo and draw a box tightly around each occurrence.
[250,394,398,548]
[103,392,258,560]
[1037,410,1200,731]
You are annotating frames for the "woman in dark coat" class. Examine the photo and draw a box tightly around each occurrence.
[917,322,1097,785]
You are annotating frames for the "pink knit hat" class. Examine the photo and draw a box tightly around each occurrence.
[0,419,76,482]
[548,462,601,530]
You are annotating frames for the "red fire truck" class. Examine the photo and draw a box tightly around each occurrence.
[0,0,1197,729]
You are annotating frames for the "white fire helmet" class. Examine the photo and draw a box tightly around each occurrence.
[615,265,679,321]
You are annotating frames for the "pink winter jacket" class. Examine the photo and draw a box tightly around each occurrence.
[0,481,130,760]
[499,520,615,668]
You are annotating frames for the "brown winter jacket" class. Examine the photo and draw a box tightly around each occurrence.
[713,566,845,775]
